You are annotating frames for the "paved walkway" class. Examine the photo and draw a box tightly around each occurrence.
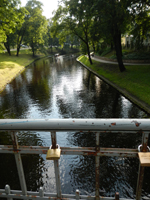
[91,56,150,65]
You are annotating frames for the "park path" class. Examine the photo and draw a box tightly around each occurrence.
[91,55,150,65]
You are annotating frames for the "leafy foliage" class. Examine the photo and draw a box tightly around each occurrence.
[50,0,96,64]
[24,0,48,56]
[0,0,25,53]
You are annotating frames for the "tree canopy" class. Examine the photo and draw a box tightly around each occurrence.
[0,0,150,67]
[1,0,48,56]
[24,0,48,56]
[0,0,25,52]
[50,0,150,72]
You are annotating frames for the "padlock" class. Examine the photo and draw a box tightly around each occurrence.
[46,144,61,160]
[138,144,150,167]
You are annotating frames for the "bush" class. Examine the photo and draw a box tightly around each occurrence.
[100,47,112,56]
[123,51,150,60]
[110,50,150,60]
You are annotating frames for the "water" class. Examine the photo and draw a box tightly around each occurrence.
[0,55,150,198]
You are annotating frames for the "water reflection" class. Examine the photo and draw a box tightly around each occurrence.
[67,131,141,197]
[0,55,149,197]
[0,131,45,191]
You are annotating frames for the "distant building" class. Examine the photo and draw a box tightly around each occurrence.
[122,35,150,48]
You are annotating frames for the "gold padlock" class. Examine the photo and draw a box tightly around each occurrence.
[138,144,150,167]
[46,144,61,160]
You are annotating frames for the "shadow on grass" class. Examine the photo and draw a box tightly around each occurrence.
[0,52,34,67]
[0,63,16,69]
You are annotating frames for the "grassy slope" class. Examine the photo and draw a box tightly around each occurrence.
[0,49,43,93]
[78,55,150,108]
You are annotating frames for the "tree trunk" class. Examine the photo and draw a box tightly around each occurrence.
[16,46,20,56]
[92,42,95,52]
[16,29,25,56]
[4,43,11,56]
[113,32,126,72]
[111,42,114,50]
[86,42,93,65]
[32,48,35,57]
[32,46,35,57]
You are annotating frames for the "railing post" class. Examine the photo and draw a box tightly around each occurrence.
[95,132,100,200]
[75,189,80,200]
[5,184,12,200]
[51,131,62,198]
[136,132,149,200]
[115,192,119,200]
[10,132,27,196]
[39,187,44,197]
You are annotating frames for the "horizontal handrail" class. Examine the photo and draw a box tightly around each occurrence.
[0,145,138,157]
[0,119,150,131]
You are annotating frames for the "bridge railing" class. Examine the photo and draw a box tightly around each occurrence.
[0,119,149,200]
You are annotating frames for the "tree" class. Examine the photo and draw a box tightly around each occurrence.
[92,0,150,72]
[14,7,29,56]
[51,0,95,64]
[129,1,150,50]
[92,0,133,72]
[24,0,48,57]
[3,33,17,55]
[4,7,28,56]
[0,0,26,54]
[46,19,60,53]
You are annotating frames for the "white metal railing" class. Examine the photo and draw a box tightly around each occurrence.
[0,119,150,200]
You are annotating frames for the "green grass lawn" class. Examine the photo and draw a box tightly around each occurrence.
[78,55,150,107]
[0,49,44,93]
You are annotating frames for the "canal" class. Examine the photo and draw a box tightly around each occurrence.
[0,55,150,198]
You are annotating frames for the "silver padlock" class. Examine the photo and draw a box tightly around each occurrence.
[46,144,61,160]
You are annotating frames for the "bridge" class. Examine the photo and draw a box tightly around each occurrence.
[0,119,149,200]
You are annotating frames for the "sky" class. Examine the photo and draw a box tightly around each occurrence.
[21,0,59,19]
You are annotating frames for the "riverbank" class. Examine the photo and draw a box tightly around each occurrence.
[77,55,150,115]
[0,51,46,93]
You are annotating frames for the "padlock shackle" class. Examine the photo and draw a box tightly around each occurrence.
[138,144,150,152]
[50,144,60,150]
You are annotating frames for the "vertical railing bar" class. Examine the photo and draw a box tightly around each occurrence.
[115,192,119,200]
[5,185,13,200]
[75,189,80,199]
[54,160,62,198]
[51,131,57,149]
[51,131,62,198]
[10,132,27,196]
[95,132,100,200]
[39,187,44,197]
[136,132,149,200]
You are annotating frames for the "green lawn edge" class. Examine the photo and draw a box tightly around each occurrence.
[0,50,46,93]
[77,55,150,115]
